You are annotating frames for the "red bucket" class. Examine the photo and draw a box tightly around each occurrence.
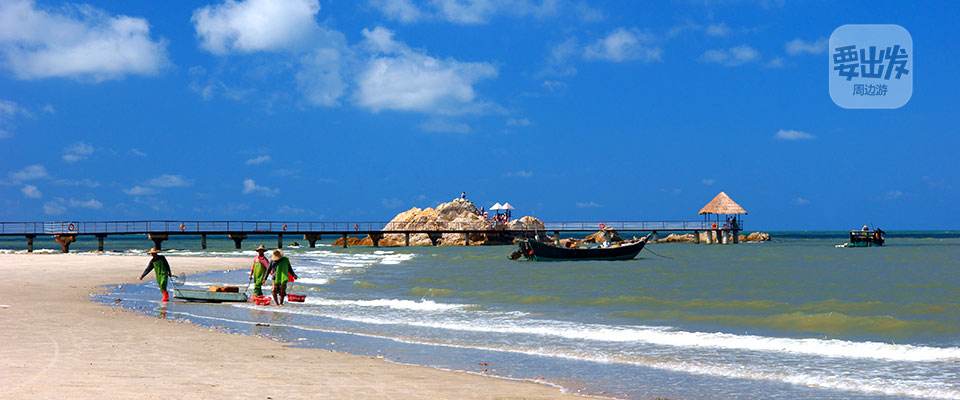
[286,293,306,302]
[251,295,271,306]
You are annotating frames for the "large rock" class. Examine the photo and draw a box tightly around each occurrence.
[657,233,695,243]
[583,229,623,243]
[371,197,541,246]
[741,232,771,242]
[507,216,545,231]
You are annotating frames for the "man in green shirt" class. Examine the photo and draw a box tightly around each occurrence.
[139,248,172,302]
[267,249,298,306]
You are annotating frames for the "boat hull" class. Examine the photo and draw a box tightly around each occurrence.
[173,288,248,303]
[522,238,647,261]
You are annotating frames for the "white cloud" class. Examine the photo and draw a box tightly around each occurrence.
[369,0,557,25]
[21,184,41,198]
[277,205,307,215]
[369,0,424,23]
[576,201,602,208]
[419,119,472,133]
[296,37,349,107]
[701,178,715,186]
[701,45,760,67]
[242,178,277,196]
[705,23,731,37]
[774,129,815,141]
[62,142,94,163]
[129,148,147,157]
[381,197,404,208]
[42,197,102,214]
[0,0,168,81]
[69,198,102,209]
[123,185,156,196]
[584,28,661,63]
[52,178,100,188]
[883,190,904,200]
[785,38,827,56]
[0,98,29,139]
[245,155,271,165]
[355,27,498,115]
[147,174,191,188]
[43,201,66,215]
[506,117,531,127]
[8,164,47,182]
[504,170,533,178]
[792,196,810,206]
[764,57,785,68]
[192,0,321,54]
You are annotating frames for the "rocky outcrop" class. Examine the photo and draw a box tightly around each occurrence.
[353,198,544,246]
[740,232,771,242]
[657,233,696,243]
[507,216,545,231]
[583,229,623,243]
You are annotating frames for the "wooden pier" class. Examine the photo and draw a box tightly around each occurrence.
[0,220,740,253]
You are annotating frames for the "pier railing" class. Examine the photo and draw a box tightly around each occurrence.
[0,220,727,236]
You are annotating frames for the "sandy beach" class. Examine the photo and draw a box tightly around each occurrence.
[0,254,585,400]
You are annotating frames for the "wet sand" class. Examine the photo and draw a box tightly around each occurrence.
[0,254,588,399]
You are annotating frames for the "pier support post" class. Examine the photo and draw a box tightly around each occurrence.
[404,233,410,247]
[427,233,442,246]
[201,234,207,250]
[304,234,321,248]
[96,234,106,252]
[693,230,700,244]
[228,233,247,249]
[25,234,35,253]
[54,234,77,253]
[463,232,470,246]
[732,229,740,244]
[554,231,561,246]
[148,233,168,250]
[342,233,349,248]
[370,233,383,247]
[277,234,283,249]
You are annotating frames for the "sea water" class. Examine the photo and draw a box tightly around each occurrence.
[35,232,959,399]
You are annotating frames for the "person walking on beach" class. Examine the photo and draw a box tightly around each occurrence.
[267,249,298,306]
[139,248,172,302]
[249,244,270,296]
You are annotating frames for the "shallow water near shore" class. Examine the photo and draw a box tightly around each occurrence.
[88,233,960,400]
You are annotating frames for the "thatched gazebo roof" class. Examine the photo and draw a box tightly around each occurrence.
[699,192,747,215]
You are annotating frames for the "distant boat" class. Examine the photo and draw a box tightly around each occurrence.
[837,228,885,248]
[515,234,650,261]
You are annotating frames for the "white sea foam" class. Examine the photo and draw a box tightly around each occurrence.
[168,309,960,400]
[295,278,330,285]
[278,310,960,363]
[303,297,471,312]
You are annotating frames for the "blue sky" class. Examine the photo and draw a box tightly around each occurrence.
[1,0,958,230]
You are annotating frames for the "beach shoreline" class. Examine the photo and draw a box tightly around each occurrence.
[0,253,592,400]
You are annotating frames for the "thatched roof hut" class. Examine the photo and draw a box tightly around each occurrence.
[699,192,747,215]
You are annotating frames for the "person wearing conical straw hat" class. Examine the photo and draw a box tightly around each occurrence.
[249,244,270,297]
[266,249,298,306]
[139,248,172,302]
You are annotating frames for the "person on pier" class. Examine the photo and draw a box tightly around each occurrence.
[267,249,298,306]
[249,244,270,297]
[139,248,172,302]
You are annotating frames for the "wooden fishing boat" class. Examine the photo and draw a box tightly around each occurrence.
[516,235,650,261]
[173,288,248,302]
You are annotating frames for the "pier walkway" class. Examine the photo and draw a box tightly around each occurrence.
[0,220,736,252]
